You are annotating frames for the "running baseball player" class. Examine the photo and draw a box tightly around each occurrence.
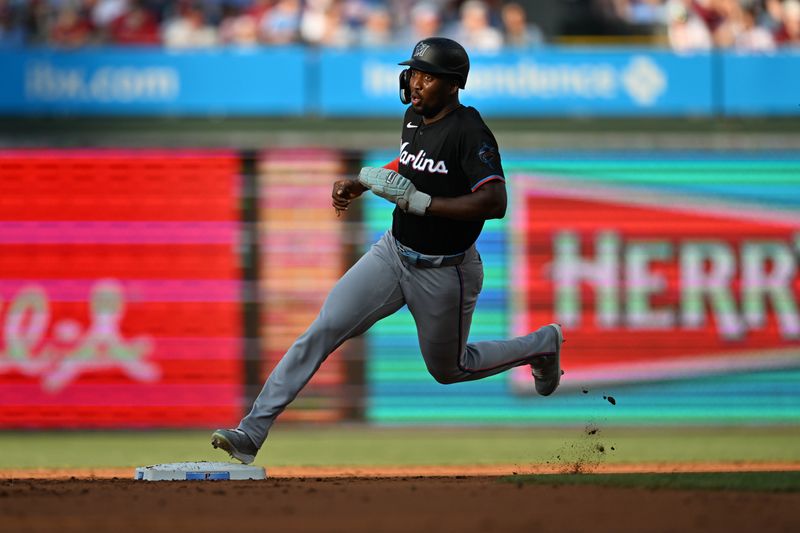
[212,37,564,465]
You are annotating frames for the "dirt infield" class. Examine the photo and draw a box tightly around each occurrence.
[2,472,799,533]
[3,464,800,533]
[3,461,800,480]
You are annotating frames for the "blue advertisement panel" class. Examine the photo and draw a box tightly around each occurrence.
[721,52,800,116]
[319,48,714,117]
[0,47,306,115]
[1,47,797,117]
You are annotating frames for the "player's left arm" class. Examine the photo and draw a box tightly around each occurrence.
[426,126,507,221]
[425,181,506,221]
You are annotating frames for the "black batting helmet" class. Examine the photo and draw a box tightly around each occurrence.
[398,38,470,104]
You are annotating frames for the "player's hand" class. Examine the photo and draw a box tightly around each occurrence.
[358,167,431,216]
[332,178,367,216]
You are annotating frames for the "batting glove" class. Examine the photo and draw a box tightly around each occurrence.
[358,167,431,216]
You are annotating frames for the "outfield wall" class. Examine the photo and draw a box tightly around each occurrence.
[1,47,798,117]
[364,150,800,424]
[0,150,244,427]
[0,149,798,428]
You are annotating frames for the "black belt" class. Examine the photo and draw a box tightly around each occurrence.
[395,243,465,268]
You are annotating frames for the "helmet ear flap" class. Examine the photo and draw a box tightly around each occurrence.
[399,69,411,104]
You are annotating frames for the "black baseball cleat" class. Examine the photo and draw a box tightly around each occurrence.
[211,429,258,465]
[530,323,564,396]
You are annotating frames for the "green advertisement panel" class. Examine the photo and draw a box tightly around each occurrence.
[364,150,800,425]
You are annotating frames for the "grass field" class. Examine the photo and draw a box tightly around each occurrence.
[4,117,799,150]
[1,425,799,470]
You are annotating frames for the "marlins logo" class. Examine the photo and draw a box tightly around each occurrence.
[399,142,448,174]
[413,42,430,58]
[478,142,498,170]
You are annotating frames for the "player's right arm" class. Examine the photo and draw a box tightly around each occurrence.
[332,178,367,215]
[333,158,400,215]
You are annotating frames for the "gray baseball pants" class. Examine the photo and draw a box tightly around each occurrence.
[239,230,559,447]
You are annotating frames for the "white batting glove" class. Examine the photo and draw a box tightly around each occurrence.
[357,167,431,216]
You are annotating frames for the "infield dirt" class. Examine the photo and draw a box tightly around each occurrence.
[2,472,800,533]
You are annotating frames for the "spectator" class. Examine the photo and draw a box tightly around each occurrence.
[686,0,724,45]
[218,3,260,45]
[501,2,544,48]
[735,1,776,50]
[0,0,26,47]
[358,5,393,46]
[9,0,799,49]
[300,0,328,44]
[319,0,356,46]
[709,0,745,48]
[398,2,442,46]
[49,0,95,47]
[300,0,355,47]
[260,0,300,44]
[108,0,160,44]
[22,0,52,45]
[562,0,648,36]
[759,0,783,31]
[449,0,503,52]
[340,0,373,29]
[247,0,274,21]
[775,0,800,45]
[667,0,712,51]
[621,0,669,26]
[388,0,426,30]
[92,0,128,30]
[162,1,218,47]
[141,0,172,22]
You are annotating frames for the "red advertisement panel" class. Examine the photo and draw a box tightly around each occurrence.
[512,179,800,392]
[0,150,243,428]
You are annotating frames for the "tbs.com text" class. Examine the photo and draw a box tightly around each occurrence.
[26,61,179,102]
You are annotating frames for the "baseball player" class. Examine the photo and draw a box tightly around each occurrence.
[212,37,564,465]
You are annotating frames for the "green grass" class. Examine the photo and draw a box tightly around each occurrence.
[4,117,800,135]
[1,426,799,469]
[4,117,798,150]
[503,471,800,492]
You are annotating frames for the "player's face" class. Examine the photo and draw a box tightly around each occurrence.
[408,69,456,118]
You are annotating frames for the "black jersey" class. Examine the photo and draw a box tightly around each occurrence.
[392,105,505,255]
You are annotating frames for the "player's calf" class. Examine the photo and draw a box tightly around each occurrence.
[530,323,564,396]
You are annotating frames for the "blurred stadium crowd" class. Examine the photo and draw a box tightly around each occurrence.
[0,0,797,50]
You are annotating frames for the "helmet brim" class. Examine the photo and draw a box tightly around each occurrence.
[398,58,466,88]
[398,58,452,75]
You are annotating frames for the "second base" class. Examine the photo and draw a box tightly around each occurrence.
[135,461,267,481]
